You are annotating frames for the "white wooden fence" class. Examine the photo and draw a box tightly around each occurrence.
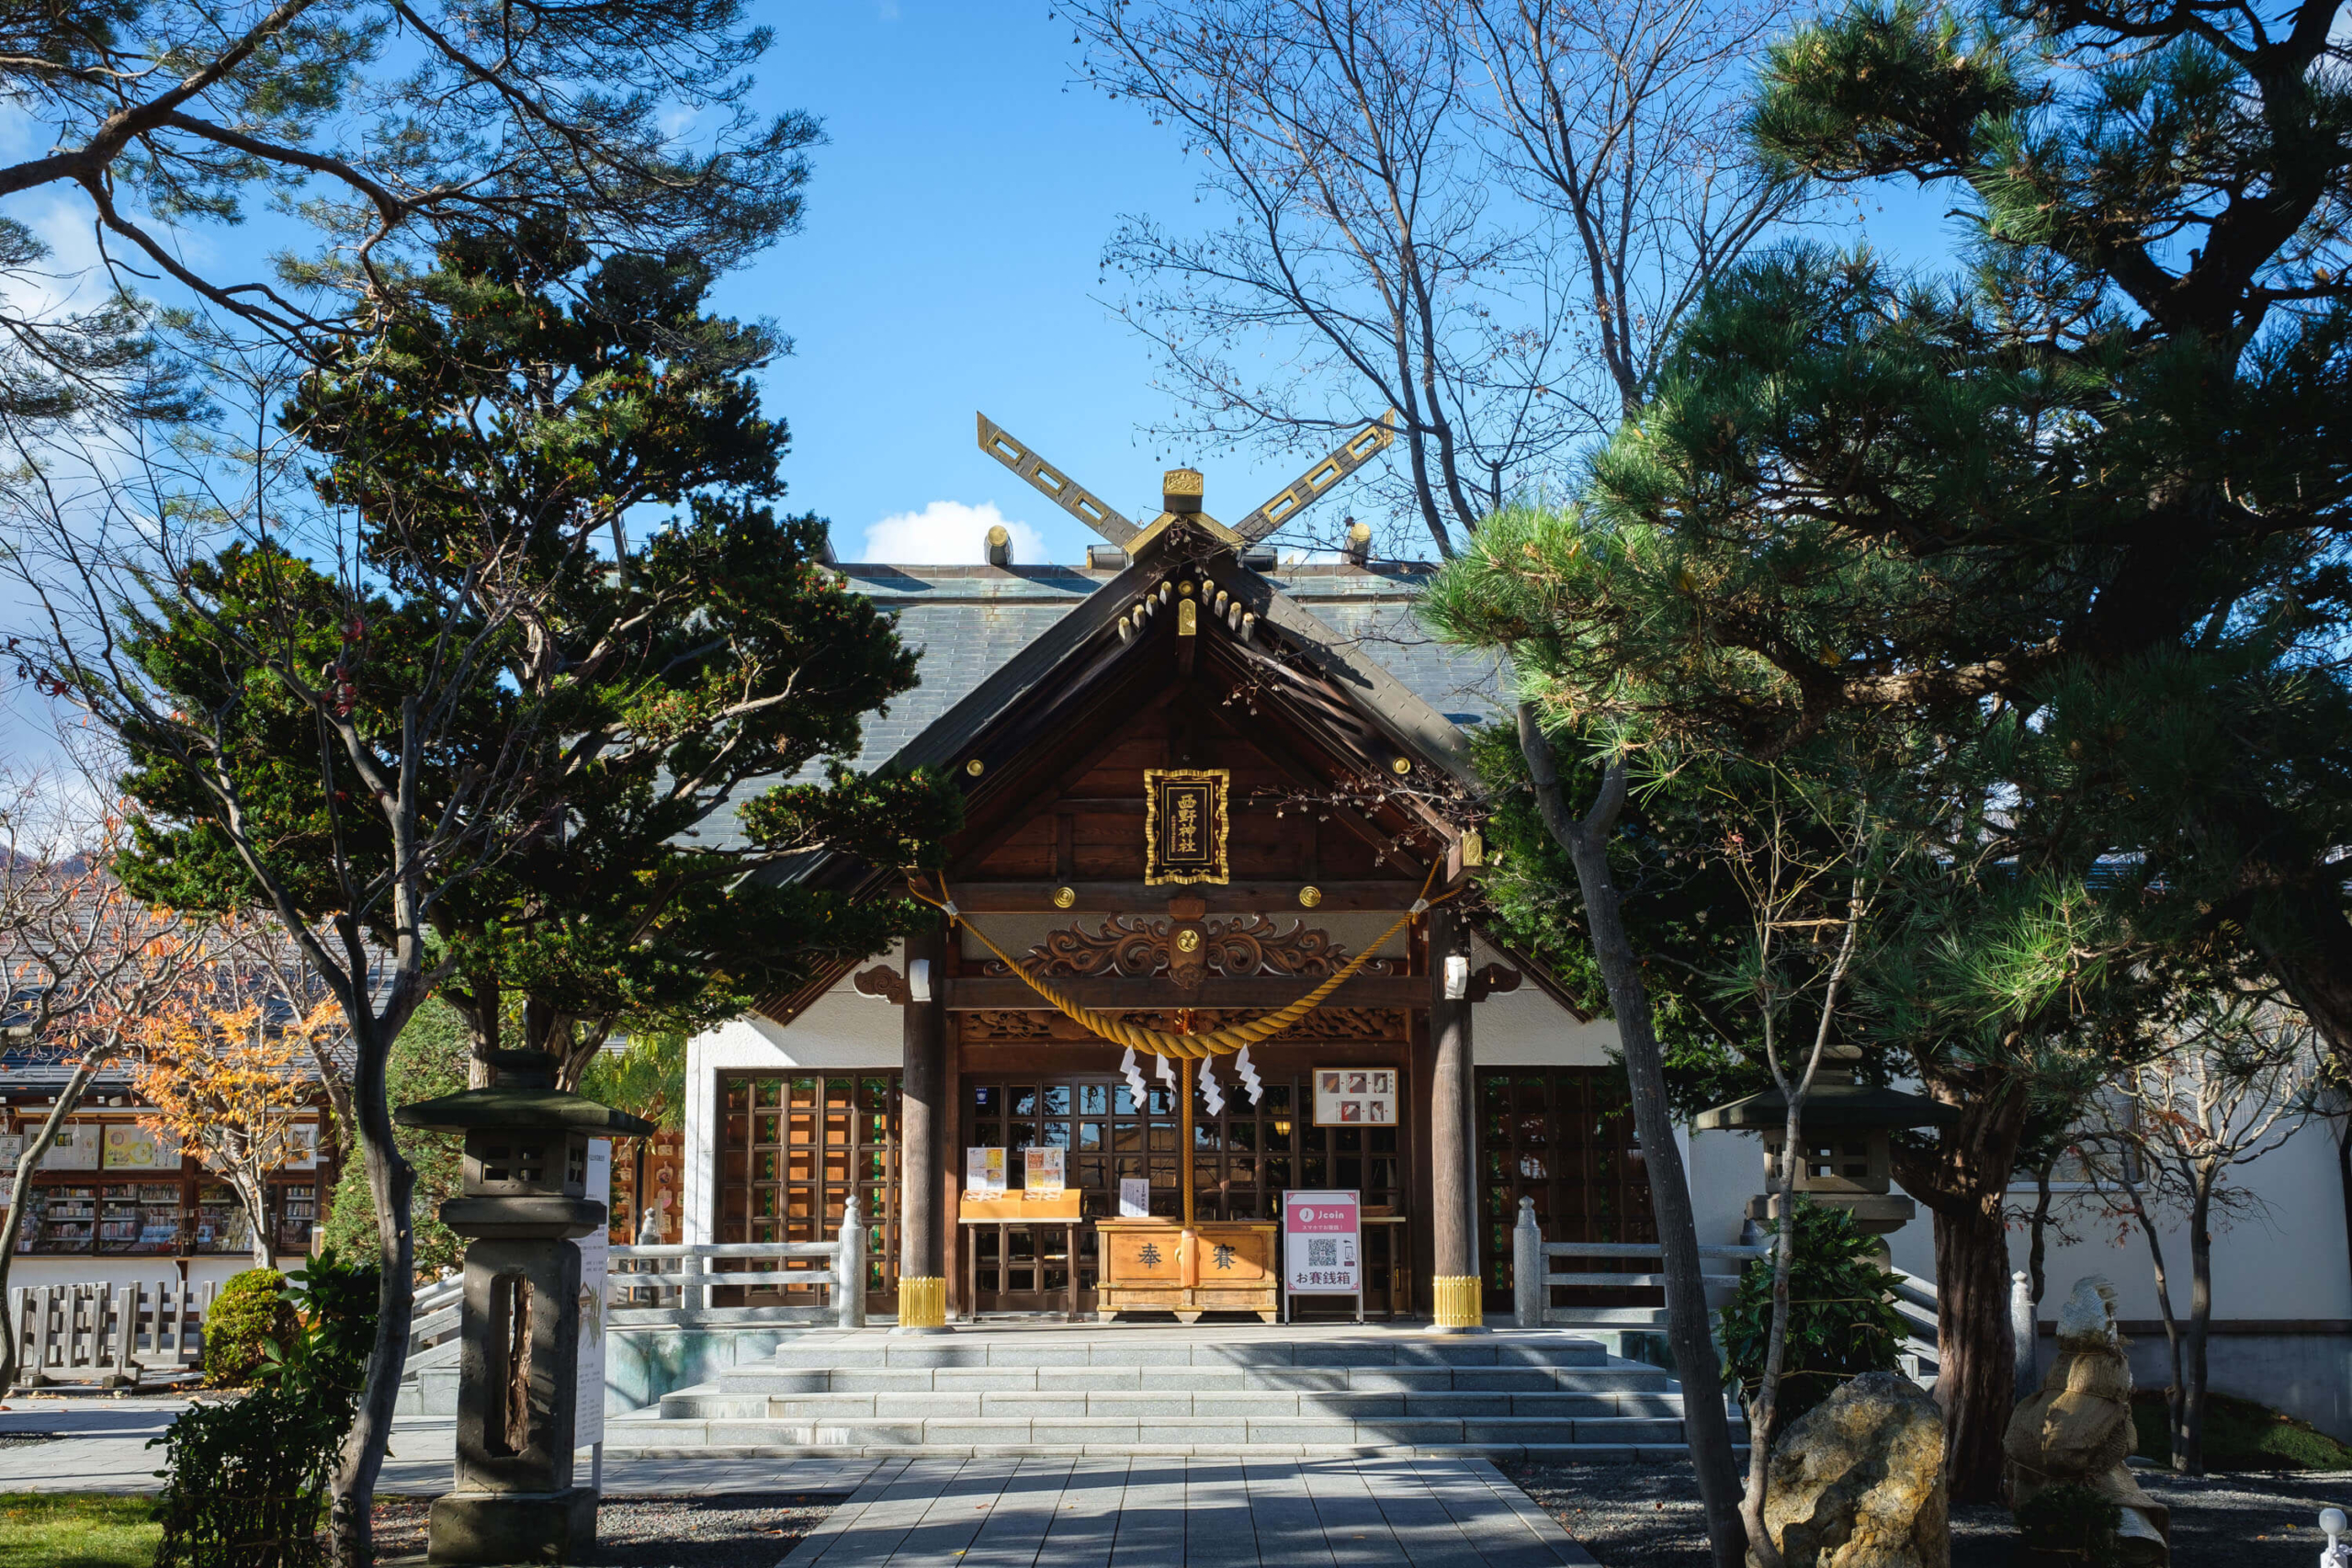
[1508,1197,1942,1381]
[602,1193,867,1326]
[7,1280,216,1386]
[409,1191,867,1355]
[1510,1196,1765,1329]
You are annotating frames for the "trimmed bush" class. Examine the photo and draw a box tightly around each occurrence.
[1717,1200,1906,1448]
[153,1248,379,1568]
[2129,1388,2352,1471]
[200,1269,295,1390]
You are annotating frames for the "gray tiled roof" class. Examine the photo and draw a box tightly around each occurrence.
[711,562,1509,851]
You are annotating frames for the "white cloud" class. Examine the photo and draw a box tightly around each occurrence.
[858,501,1048,565]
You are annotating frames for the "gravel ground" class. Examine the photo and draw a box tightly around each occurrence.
[371,1492,847,1567]
[1498,1461,2352,1567]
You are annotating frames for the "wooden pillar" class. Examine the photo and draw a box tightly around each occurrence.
[1428,907,1483,1331]
[896,923,948,1333]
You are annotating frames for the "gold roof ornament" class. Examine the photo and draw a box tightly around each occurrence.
[1163,468,1204,513]
[975,410,1396,565]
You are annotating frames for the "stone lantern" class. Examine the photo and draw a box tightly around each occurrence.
[396,1050,655,1565]
[1693,1047,1956,1260]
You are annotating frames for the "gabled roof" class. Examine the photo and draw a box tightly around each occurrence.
[709,558,1508,854]
[730,540,1588,1026]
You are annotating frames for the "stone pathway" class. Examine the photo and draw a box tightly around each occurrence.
[778,1455,1596,1567]
[0,1401,885,1497]
[1,1400,1602,1566]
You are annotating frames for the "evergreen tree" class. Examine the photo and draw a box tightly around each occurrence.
[122,229,960,1088]
[78,228,955,1560]
[1433,0,2349,1496]
[1746,0,2352,1081]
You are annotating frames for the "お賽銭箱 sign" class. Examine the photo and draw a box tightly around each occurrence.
[1144,768,1229,886]
[1283,1190,1361,1294]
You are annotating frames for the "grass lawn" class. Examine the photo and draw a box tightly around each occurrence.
[2132,1389,2352,1471]
[0,1495,158,1568]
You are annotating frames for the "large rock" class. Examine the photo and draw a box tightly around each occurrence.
[1760,1370,1950,1568]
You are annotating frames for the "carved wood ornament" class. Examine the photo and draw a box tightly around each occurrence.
[981,901,1397,993]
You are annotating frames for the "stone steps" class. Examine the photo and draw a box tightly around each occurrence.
[710,1364,1671,1395]
[610,1325,1739,1460]
[658,1389,1688,1420]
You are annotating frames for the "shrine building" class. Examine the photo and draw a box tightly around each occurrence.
[665,413,2352,1440]
[675,414,1646,1329]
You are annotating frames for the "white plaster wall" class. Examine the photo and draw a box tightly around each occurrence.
[2002,1117,2351,1324]
[1467,936,1619,1066]
[1689,1118,2352,1330]
[1687,1126,1767,1249]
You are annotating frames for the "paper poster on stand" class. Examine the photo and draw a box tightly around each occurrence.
[572,1138,611,1451]
[1023,1146,1065,1195]
[967,1146,1007,1193]
[1283,1190,1362,1294]
[1118,1178,1151,1218]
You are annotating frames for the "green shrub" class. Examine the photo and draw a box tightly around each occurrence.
[2129,1388,2352,1471]
[153,1248,380,1568]
[201,1269,294,1390]
[1717,1200,1905,1447]
[2016,1483,2123,1567]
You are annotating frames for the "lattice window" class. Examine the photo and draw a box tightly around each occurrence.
[1479,1067,1656,1307]
[717,1073,898,1308]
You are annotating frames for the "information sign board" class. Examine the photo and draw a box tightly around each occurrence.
[967,1146,1006,1193]
[1282,1190,1362,1295]
[573,1138,610,1451]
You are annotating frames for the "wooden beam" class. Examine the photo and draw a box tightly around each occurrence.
[941,974,1426,1010]
[942,879,1419,912]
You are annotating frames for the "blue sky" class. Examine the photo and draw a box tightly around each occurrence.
[704,2,1965,570]
[0,0,1969,774]
[720,1,1262,568]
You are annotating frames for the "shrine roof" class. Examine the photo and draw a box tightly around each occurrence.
[704,559,1508,852]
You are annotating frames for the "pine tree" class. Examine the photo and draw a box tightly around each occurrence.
[122,228,960,1089]
[91,227,956,1558]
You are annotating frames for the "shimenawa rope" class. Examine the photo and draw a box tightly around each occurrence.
[905,866,1455,1060]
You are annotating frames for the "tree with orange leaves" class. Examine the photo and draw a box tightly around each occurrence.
[0,765,209,1387]
[132,997,334,1270]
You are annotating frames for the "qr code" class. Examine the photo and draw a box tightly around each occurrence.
[1307,1238,1339,1267]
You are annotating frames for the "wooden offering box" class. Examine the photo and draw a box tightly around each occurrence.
[1094,1219,1277,1322]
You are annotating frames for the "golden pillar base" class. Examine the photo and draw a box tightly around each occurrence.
[1431,1274,1485,1332]
[895,1275,947,1332]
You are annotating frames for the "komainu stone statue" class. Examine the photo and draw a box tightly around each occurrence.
[2003,1276,2170,1565]
[1760,1370,1950,1568]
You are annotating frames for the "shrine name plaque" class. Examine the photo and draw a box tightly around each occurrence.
[1143,768,1230,886]
[1093,1219,1276,1322]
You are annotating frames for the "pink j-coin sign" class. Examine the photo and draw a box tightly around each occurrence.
[1283,1190,1362,1294]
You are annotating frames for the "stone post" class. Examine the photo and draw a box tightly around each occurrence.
[2011,1270,2038,1398]
[1429,907,1484,1332]
[837,1193,867,1329]
[1513,1198,1544,1329]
